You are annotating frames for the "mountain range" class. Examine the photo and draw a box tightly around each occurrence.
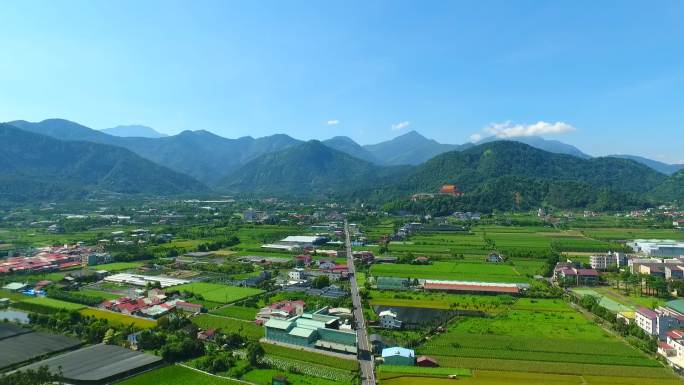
[101,125,168,138]
[3,118,684,208]
[0,123,205,201]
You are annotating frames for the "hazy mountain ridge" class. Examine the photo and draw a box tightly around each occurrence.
[101,125,168,138]
[0,123,206,201]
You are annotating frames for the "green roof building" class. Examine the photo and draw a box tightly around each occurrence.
[264,308,357,354]
[376,277,410,290]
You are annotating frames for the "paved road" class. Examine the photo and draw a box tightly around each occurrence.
[345,220,376,385]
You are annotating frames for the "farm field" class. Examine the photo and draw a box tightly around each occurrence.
[368,291,513,313]
[80,308,157,329]
[87,262,144,271]
[380,369,684,385]
[370,261,531,283]
[418,298,671,378]
[242,368,346,385]
[172,282,264,304]
[19,297,85,311]
[192,314,263,340]
[118,365,243,385]
[573,288,634,313]
[261,343,359,372]
[77,288,120,300]
[210,305,258,320]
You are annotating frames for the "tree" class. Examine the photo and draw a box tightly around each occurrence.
[312,275,330,289]
[246,342,264,366]
[0,366,63,385]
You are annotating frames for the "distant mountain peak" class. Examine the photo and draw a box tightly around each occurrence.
[102,124,167,138]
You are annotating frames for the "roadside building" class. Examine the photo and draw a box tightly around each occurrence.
[553,264,599,286]
[416,356,439,367]
[589,252,628,270]
[176,301,203,313]
[263,308,357,354]
[486,253,503,263]
[382,347,415,366]
[256,300,305,325]
[378,309,402,329]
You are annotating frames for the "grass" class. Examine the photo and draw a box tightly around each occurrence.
[0,289,28,301]
[380,370,684,385]
[209,305,258,320]
[192,314,263,339]
[370,261,530,283]
[416,298,671,378]
[429,356,675,378]
[80,308,157,329]
[172,282,264,304]
[242,368,346,385]
[261,343,359,371]
[378,365,471,377]
[77,288,120,300]
[87,262,144,271]
[573,288,634,313]
[118,365,243,385]
[19,296,85,310]
[368,291,512,313]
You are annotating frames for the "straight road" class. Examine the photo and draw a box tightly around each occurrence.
[345,220,376,385]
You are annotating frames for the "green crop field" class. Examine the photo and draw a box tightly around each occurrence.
[371,261,529,283]
[573,289,634,313]
[77,288,120,300]
[380,370,683,385]
[172,282,264,304]
[242,368,346,385]
[261,343,359,371]
[118,365,243,385]
[87,262,144,271]
[192,314,263,339]
[19,296,85,310]
[210,305,258,320]
[369,291,513,313]
[418,298,670,378]
[80,308,157,329]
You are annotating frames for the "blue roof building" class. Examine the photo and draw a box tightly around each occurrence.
[382,346,415,366]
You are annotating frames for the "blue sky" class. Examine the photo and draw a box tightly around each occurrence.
[1,1,683,162]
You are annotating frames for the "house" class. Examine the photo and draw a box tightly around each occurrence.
[553,263,599,286]
[379,309,402,329]
[486,253,503,263]
[318,260,336,270]
[416,356,439,367]
[197,328,216,341]
[382,347,415,366]
[256,300,305,324]
[288,268,306,281]
[659,329,684,369]
[294,254,312,267]
[271,374,289,385]
[176,301,203,313]
[413,256,430,265]
[635,307,660,336]
[589,252,628,270]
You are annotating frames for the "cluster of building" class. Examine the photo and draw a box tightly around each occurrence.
[99,288,202,319]
[0,244,106,274]
[261,235,330,252]
[630,300,684,369]
[263,307,358,354]
[628,240,684,257]
[103,273,190,288]
[553,262,599,286]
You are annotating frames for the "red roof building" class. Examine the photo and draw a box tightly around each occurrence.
[416,356,439,367]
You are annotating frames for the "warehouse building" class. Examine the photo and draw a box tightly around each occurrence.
[264,308,357,354]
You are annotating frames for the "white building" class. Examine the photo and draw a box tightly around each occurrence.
[628,240,684,257]
[379,309,402,329]
[288,268,305,281]
[659,329,684,369]
[590,252,628,270]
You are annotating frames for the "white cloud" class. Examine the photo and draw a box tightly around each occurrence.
[391,121,411,131]
[326,119,340,125]
[471,120,576,142]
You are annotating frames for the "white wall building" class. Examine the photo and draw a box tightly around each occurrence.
[379,309,402,329]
